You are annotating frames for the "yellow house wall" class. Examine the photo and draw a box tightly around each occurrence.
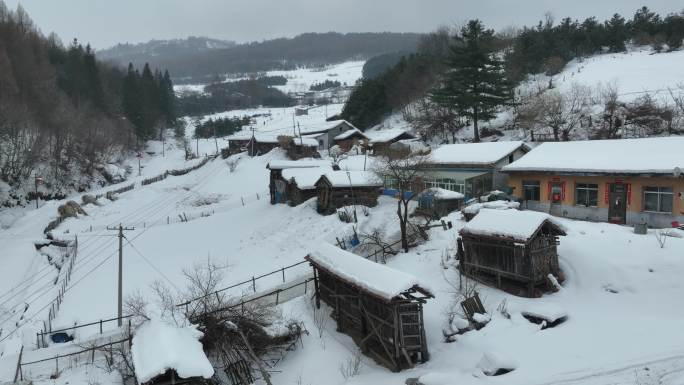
[508,173,684,216]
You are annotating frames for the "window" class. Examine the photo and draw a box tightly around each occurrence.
[425,178,465,194]
[644,187,673,213]
[522,181,540,201]
[508,154,514,164]
[575,183,598,207]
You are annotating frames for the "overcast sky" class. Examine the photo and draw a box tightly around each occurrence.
[4,0,682,49]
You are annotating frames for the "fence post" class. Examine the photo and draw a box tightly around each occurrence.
[100,320,103,334]
[13,345,23,383]
[282,268,285,283]
[275,290,280,305]
[256,193,260,200]
[241,197,245,206]
[167,216,170,225]
[55,355,59,373]
[304,280,308,294]
[252,277,256,293]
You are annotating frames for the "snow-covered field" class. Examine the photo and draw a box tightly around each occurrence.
[174,60,364,95]
[541,47,684,103]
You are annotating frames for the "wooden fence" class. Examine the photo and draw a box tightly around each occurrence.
[36,315,133,349]
[37,237,78,344]
[18,334,132,381]
[177,260,310,312]
[141,172,168,186]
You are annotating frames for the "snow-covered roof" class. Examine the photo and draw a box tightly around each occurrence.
[300,119,353,135]
[502,137,684,175]
[291,137,319,147]
[334,128,368,141]
[460,209,566,242]
[367,129,416,144]
[430,141,528,166]
[419,187,465,200]
[226,133,280,143]
[266,160,328,170]
[131,320,214,384]
[318,170,383,188]
[306,243,433,301]
[282,167,331,189]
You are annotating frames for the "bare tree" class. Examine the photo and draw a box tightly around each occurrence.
[373,152,429,252]
[524,83,591,141]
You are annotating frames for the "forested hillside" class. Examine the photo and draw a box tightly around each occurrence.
[342,7,684,142]
[0,2,176,204]
[100,32,422,83]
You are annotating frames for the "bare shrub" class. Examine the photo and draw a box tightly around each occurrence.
[339,350,363,380]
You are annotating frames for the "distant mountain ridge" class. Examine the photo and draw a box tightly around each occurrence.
[99,36,236,60]
[98,32,423,83]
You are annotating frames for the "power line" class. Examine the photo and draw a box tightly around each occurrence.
[124,236,180,291]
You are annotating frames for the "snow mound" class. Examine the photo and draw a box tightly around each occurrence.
[131,320,214,384]
[462,200,519,215]
[520,303,568,323]
[477,351,518,376]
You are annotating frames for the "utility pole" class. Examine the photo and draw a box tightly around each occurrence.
[107,224,134,327]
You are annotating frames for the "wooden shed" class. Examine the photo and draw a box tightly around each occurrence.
[306,243,433,371]
[334,128,369,152]
[457,209,566,297]
[266,160,328,204]
[415,188,465,219]
[315,171,382,215]
[282,167,329,206]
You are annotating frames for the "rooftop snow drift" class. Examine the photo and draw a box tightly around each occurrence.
[306,243,432,302]
[503,137,684,175]
[131,320,214,384]
[430,141,528,166]
[461,209,566,242]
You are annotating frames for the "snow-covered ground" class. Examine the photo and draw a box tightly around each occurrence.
[2,133,684,384]
[538,47,684,103]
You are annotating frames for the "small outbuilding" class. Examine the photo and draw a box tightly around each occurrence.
[282,167,330,206]
[306,243,433,371]
[415,188,465,219]
[367,129,417,156]
[458,209,566,297]
[131,320,214,385]
[315,171,383,214]
[334,128,369,152]
[266,160,329,204]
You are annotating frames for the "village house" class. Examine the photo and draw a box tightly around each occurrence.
[306,243,433,371]
[458,209,566,297]
[315,171,383,214]
[300,120,358,150]
[502,137,684,228]
[333,128,369,152]
[423,141,530,199]
[266,160,330,204]
[367,129,417,156]
[131,320,214,385]
[226,133,280,157]
[281,136,320,160]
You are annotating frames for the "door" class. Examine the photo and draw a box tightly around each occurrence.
[608,183,627,224]
[549,182,564,216]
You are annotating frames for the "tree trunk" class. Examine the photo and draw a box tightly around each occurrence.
[398,198,408,253]
[472,108,480,142]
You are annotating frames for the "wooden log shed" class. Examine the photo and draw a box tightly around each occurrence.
[306,243,433,371]
[457,209,566,297]
[266,160,328,204]
[315,171,383,215]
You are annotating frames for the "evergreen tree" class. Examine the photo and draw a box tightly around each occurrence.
[605,14,628,52]
[431,20,513,142]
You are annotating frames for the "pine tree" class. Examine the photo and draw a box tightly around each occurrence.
[605,14,627,52]
[431,20,513,142]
